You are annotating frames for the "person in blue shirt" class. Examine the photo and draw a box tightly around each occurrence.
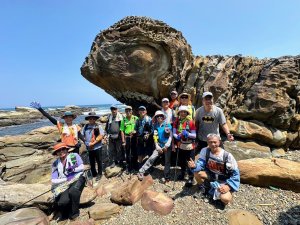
[134,106,154,169]
[137,110,172,183]
[82,112,104,181]
[188,133,240,208]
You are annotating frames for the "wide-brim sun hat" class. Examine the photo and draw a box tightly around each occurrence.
[52,142,70,155]
[61,111,77,119]
[178,92,191,100]
[177,105,190,115]
[85,111,100,120]
[202,91,213,98]
[154,110,166,119]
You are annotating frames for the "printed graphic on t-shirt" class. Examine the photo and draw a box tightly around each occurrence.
[202,116,215,123]
[207,158,225,175]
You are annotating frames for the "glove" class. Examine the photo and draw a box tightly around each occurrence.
[175,134,181,141]
[182,130,189,138]
[30,101,41,109]
[210,181,221,189]
[66,164,76,174]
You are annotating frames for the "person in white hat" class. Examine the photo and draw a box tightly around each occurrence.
[194,91,234,154]
[173,105,197,187]
[138,110,172,183]
[174,92,195,120]
[161,97,175,124]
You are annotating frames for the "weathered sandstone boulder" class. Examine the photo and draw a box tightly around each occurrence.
[88,203,122,221]
[110,175,154,205]
[104,166,122,178]
[81,16,300,150]
[223,141,271,161]
[0,207,49,225]
[96,180,121,197]
[141,190,174,215]
[238,158,300,192]
[227,209,263,225]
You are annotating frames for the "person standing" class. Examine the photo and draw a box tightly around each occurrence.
[134,106,154,169]
[51,142,86,221]
[120,106,139,172]
[105,105,123,168]
[188,133,240,208]
[194,91,234,153]
[174,92,195,120]
[169,90,179,110]
[137,110,172,183]
[161,98,175,125]
[173,106,196,187]
[30,102,84,154]
[82,112,104,181]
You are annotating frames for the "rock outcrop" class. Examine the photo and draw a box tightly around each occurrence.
[81,16,300,150]
[238,158,300,192]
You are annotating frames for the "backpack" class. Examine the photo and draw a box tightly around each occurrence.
[205,148,230,177]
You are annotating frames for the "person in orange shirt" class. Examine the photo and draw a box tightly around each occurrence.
[30,102,84,154]
[169,90,179,110]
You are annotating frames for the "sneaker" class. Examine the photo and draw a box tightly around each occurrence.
[95,175,102,181]
[193,185,208,199]
[137,172,144,181]
[184,178,194,188]
[214,200,226,210]
[160,177,170,184]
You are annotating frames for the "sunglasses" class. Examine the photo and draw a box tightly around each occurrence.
[180,96,189,99]
[88,117,97,120]
[162,101,169,103]
[157,115,165,118]
[56,148,68,154]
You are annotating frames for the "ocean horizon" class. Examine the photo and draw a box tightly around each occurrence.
[0,103,126,137]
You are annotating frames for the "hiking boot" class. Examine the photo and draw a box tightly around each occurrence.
[214,200,226,210]
[160,177,170,184]
[177,174,185,181]
[137,172,144,181]
[193,184,209,199]
[184,178,194,188]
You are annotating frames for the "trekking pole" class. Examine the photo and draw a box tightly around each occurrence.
[11,188,53,211]
[129,136,132,180]
[172,147,180,190]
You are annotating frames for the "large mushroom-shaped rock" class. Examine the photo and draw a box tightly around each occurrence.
[81,16,300,150]
[81,16,193,109]
[110,175,154,205]
[238,158,300,192]
[141,190,174,215]
[88,203,122,221]
[0,207,49,225]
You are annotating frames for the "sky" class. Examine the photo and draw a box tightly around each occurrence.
[1,0,300,108]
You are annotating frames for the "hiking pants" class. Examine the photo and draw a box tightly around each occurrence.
[179,149,195,178]
[88,148,102,177]
[55,175,86,219]
[125,136,138,171]
[108,137,122,164]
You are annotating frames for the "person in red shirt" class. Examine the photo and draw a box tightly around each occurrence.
[169,90,179,110]
[173,105,196,187]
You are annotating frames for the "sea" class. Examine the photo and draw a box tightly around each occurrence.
[0,104,126,137]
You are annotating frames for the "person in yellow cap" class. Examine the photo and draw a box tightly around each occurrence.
[30,102,84,154]
[51,142,85,221]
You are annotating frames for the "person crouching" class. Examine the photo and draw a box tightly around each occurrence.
[188,133,240,208]
[51,142,86,221]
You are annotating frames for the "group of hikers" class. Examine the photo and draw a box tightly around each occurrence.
[30,90,240,220]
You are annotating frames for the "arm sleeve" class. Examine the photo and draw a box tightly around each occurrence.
[225,153,240,191]
[164,125,173,148]
[187,121,196,139]
[38,108,58,125]
[173,127,179,139]
[120,119,125,132]
[51,161,67,184]
[218,108,227,125]
[191,149,207,172]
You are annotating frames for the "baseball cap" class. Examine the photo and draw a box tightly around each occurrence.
[162,98,169,102]
[138,106,146,110]
[202,91,213,98]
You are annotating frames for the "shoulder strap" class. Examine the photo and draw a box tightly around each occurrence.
[223,150,229,175]
[83,124,88,134]
[205,148,210,164]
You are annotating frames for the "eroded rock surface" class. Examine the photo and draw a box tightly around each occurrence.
[81,16,300,150]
